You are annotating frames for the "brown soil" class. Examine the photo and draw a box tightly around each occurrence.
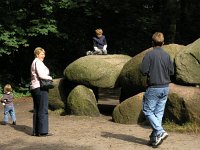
[0,89,200,150]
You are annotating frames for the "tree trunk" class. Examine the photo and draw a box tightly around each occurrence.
[161,0,179,43]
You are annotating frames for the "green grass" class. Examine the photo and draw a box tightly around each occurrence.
[13,90,31,98]
[48,108,65,115]
[163,121,200,134]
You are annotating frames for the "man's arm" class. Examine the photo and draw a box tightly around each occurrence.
[169,58,174,76]
[140,55,150,76]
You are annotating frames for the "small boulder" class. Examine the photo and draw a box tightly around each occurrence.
[67,85,100,116]
[112,93,144,124]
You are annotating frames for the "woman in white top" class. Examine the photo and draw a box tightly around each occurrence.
[30,47,53,136]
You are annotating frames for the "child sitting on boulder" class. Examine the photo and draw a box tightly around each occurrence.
[86,28,108,55]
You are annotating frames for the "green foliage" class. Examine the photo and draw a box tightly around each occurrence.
[0,0,200,89]
[0,26,28,56]
[27,19,58,36]
[0,0,59,56]
[13,90,31,99]
[57,0,78,9]
[41,0,54,14]
[0,86,30,99]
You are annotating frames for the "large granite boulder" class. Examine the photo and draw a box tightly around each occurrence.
[175,38,200,85]
[165,83,200,124]
[118,44,184,101]
[112,93,144,124]
[67,85,100,116]
[48,78,65,110]
[48,78,80,110]
[64,54,132,88]
[112,83,200,125]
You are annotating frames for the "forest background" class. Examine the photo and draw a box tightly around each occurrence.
[0,0,199,93]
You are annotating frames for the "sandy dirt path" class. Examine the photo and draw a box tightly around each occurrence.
[0,93,199,150]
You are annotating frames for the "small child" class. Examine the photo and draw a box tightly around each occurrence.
[86,28,108,55]
[1,84,16,125]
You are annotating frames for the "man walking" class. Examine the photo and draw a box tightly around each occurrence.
[140,32,174,147]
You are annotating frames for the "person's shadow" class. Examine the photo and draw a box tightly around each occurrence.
[101,132,148,145]
[7,122,33,136]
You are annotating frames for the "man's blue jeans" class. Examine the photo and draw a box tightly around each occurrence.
[142,87,169,139]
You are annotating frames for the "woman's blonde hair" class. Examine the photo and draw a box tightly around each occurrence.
[152,32,164,46]
[34,47,45,57]
[4,84,12,93]
[95,28,103,35]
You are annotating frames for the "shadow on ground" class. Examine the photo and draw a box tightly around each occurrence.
[9,123,32,135]
[101,131,148,146]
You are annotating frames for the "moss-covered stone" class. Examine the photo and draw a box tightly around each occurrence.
[165,93,189,124]
[112,93,144,124]
[165,83,200,125]
[49,78,79,111]
[175,38,200,85]
[64,54,131,88]
[67,85,100,116]
[118,44,184,101]
[48,78,65,110]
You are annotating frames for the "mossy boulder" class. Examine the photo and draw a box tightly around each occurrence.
[175,38,200,85]
[165,83,200,124]
[118,44,184,101]
[48,78,81,111]
[67,85,100,116]
[64,54,132,88]
[48,78,65,110]
[112,83,200,125]
[112,93,144,124]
